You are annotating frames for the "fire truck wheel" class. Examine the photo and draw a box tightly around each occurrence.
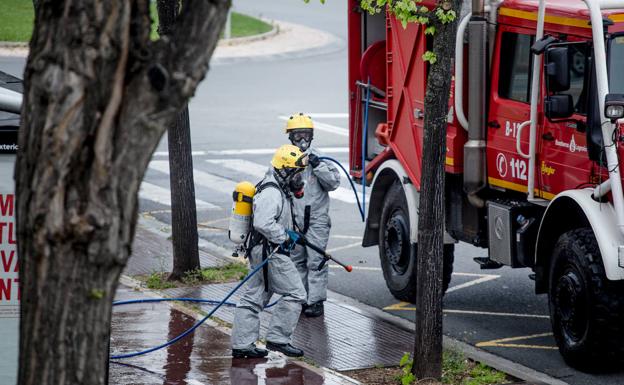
[379,183,454,302]
[549,228,624,370]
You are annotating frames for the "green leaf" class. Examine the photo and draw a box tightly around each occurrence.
[425,25,436,35]
[401,372,415,385]
[422,50,437,64]
[399,352,411,367]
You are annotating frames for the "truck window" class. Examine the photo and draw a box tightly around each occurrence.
[498,32,533,103]
[609,36,624,93]
[567,43,589,115]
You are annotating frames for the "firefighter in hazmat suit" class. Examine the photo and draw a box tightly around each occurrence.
[285,113,341,317]
[231,144,308,358]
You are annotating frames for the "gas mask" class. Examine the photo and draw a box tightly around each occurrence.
[289,129,313,152]
[288,172,305,199]
[275,168,305,199]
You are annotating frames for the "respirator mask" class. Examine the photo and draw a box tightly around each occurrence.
[275,168,305,199]
[289,129,313,152]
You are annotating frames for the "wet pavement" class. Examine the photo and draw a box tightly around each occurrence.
[160,284,415,371]
[110,284,358,385]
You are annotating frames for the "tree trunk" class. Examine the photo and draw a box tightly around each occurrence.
[413,0,461,380]
[16,1,230,384]
[157,0,201,280]
[168,106,200,279]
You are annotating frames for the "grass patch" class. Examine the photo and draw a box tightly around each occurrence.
[442,350,507,385]
[229,12,272,38]
[136,262,248,290]
[0,0,34,42]
[342,350,511,385]
[182,262,249,285]
[145,272,177,290]
[0,4,271,43]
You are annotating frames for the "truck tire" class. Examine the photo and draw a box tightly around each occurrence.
[549,228,624,370]
[379,183,454,302]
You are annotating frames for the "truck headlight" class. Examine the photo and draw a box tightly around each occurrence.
[605,94,624,122]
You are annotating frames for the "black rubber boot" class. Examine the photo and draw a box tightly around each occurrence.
[303,301,324,318]
[266,342,304,357]
[232,346,269,359]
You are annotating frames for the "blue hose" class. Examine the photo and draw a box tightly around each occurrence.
[111,254,276,359]
[319,156,364,222]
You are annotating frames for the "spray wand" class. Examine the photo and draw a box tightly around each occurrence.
[296,234,353,272]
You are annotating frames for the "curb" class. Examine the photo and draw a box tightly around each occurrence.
[327,291,569,385]
[217,18,279,47]
[0,42,28,48]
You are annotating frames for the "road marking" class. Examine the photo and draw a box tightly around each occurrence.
[443,309,550,319]
[206,158,364,204]
[306,113,348,119]
[383,301,551,319]
[149,160,237,195]
[326,242,361,253]
[153,150,207,157]
[197,147,349,156]
[331,234,362,240]
[207,158,269,178]
[445,274,500,294]
[140,182,217,209]
[279,115,348,137]
[476,333,557,350]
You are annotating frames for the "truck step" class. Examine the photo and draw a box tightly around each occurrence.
[473,257,504,270]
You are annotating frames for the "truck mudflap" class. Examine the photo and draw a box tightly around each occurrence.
[535,189,624,283]
[362,159,455,247]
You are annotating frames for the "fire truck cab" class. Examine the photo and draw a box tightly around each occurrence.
[348,0,624,368]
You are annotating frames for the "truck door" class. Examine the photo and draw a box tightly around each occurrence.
[538,42,592,198]
[487,28,535,194]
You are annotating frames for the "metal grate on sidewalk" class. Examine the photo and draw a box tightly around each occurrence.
[161,283,414,371]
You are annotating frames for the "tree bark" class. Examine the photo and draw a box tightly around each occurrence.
[168,106,200,279]
[413,0,461,380]
[16,1,230,384]
[157,0,201,280]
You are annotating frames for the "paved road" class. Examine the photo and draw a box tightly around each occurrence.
[3,1,624,384]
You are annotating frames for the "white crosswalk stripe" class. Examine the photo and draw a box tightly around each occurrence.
[152,147,348,157]
[206,158,366,204]
[139,182,217,209]
[149,160,237,196]
[278,115,348,137]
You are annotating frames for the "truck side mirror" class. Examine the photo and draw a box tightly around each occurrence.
[545,94,574,119]
[545,47,570,92]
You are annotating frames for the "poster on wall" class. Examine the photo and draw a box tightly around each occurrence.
[0,155,18,384]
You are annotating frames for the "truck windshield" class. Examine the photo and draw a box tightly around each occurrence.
[609,35,624,93]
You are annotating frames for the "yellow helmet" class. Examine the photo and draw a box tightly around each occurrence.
[271,144,308,170]
[285,113,314,132]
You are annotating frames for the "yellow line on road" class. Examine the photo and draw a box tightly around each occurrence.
[383,301,550,319]
[476,333,557,350]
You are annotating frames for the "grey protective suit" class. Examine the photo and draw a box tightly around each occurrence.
[231,171,307,350]
[291,148,341,305]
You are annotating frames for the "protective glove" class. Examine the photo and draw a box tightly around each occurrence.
[308,153,320,168]
[281,230,301,252]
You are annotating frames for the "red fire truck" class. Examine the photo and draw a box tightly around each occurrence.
[348,0,624,368]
